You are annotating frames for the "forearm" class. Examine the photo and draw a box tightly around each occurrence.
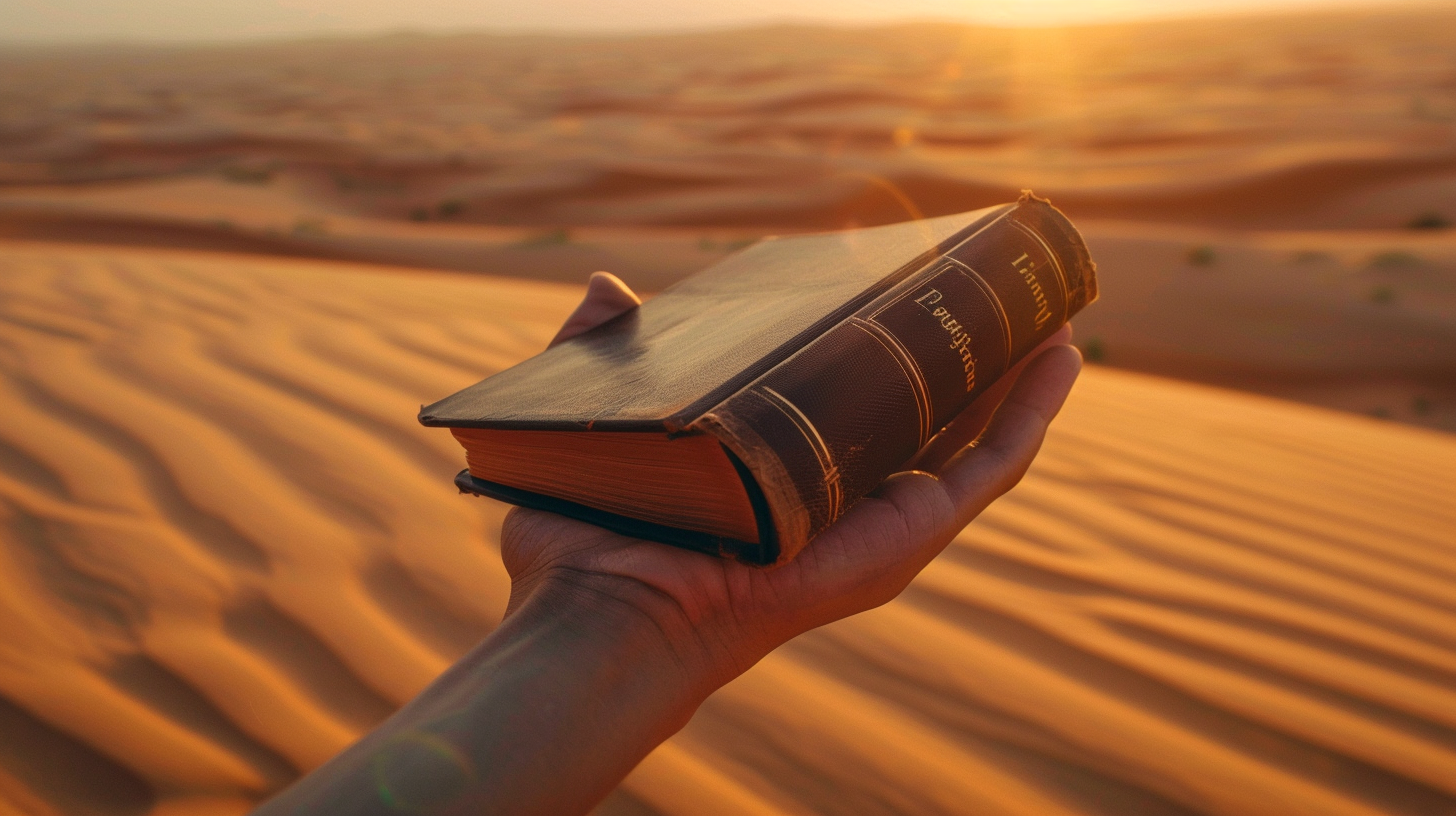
[254,574,718,816]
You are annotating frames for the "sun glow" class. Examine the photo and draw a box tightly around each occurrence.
[822,0,1424,27]
[0,0,1428,43]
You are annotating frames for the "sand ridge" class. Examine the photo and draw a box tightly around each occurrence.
[3,8,1456,231]
[4,6,1455,432]
[0,242,541,813]
[0,241,1452,815]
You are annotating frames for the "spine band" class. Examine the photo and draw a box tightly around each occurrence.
[696,195,1097,564]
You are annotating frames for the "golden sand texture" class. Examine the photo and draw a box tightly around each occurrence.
[0,242,544,815]
[0,242,1453,815]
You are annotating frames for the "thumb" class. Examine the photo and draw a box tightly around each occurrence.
[549,272,642,348]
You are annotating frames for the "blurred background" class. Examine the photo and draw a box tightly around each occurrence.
[3,0,1454,428]
[3,4,1456,816]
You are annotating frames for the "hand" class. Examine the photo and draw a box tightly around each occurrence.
[254,270,1082,816]
[501,271,1083,691]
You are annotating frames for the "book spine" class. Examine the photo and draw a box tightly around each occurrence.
[693,194,1098,564]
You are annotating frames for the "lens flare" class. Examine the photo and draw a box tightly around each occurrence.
[372,731,476,812]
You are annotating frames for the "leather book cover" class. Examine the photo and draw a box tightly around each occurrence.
[421,194,1098,565]
[418,204,1013,432]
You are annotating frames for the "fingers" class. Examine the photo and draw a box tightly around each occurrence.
[799,338,1081,602]
[905,323,1073,474]
[549,272,642,348]
[845,341,1081,581]
[936,343,1083,521]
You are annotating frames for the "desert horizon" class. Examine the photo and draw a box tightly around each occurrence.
[1,4,1454,815]
[3,0,1444,45]
[3,5,1453,429]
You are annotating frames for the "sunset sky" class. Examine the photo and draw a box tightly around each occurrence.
[0,0,1436,42]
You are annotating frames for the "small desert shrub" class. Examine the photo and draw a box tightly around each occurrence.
[1186,245,1216,266]
[520,228,571,247]
[1291,250,1331,263]
[335,174,403,193]
[1408,212,1451,230]
[1412,395,1432,416]
[1369,285,1396,304]
[221,165,272,185]
[1083,337,1105,362]
[1368,251,1421,269]
[291,218,328,237]
[408,207,430,222]
[437,199,466,218]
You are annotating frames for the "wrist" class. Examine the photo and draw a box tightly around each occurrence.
[256,565,720,816]
[507,562,765,697]
[364,569,719,815]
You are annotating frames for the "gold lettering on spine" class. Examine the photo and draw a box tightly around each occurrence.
[1011,251,1054,330]
[914,288,978,393]
[1011,221,1071,325]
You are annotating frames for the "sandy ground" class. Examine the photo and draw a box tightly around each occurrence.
[3,8,1455,230]
[2,8,1455,814]
[0,241,1453,816]
[7,177,1452,429]
[3,6,1455,430]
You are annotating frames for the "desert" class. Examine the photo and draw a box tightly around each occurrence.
[2,7,1454,429]
[1,4,1455,815]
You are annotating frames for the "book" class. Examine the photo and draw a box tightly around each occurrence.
[420,192,1098,565]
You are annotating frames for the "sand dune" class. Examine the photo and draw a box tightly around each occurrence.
[3,6,1453,813]
[3,7,1456,231]
[4,6,1455,432]
[4,178,1455,431]
[0,241,1452,815]
[1070,220,1456,431]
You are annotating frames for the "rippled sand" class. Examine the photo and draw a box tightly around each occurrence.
[4,7,1455,433]
[1,242,1452,815]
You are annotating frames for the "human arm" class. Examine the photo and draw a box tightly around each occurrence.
[254,271,1083,815]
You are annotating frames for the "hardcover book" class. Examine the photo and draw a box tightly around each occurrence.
[420,192,1098,565]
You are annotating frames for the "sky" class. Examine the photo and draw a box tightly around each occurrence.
[0,0,1440,43]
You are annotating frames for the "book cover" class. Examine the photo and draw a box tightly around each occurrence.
[421,192,1097,564]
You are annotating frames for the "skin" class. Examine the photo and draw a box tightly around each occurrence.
[254,270,1083,816]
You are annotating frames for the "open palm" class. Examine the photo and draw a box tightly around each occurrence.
[500,271,1083,685]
